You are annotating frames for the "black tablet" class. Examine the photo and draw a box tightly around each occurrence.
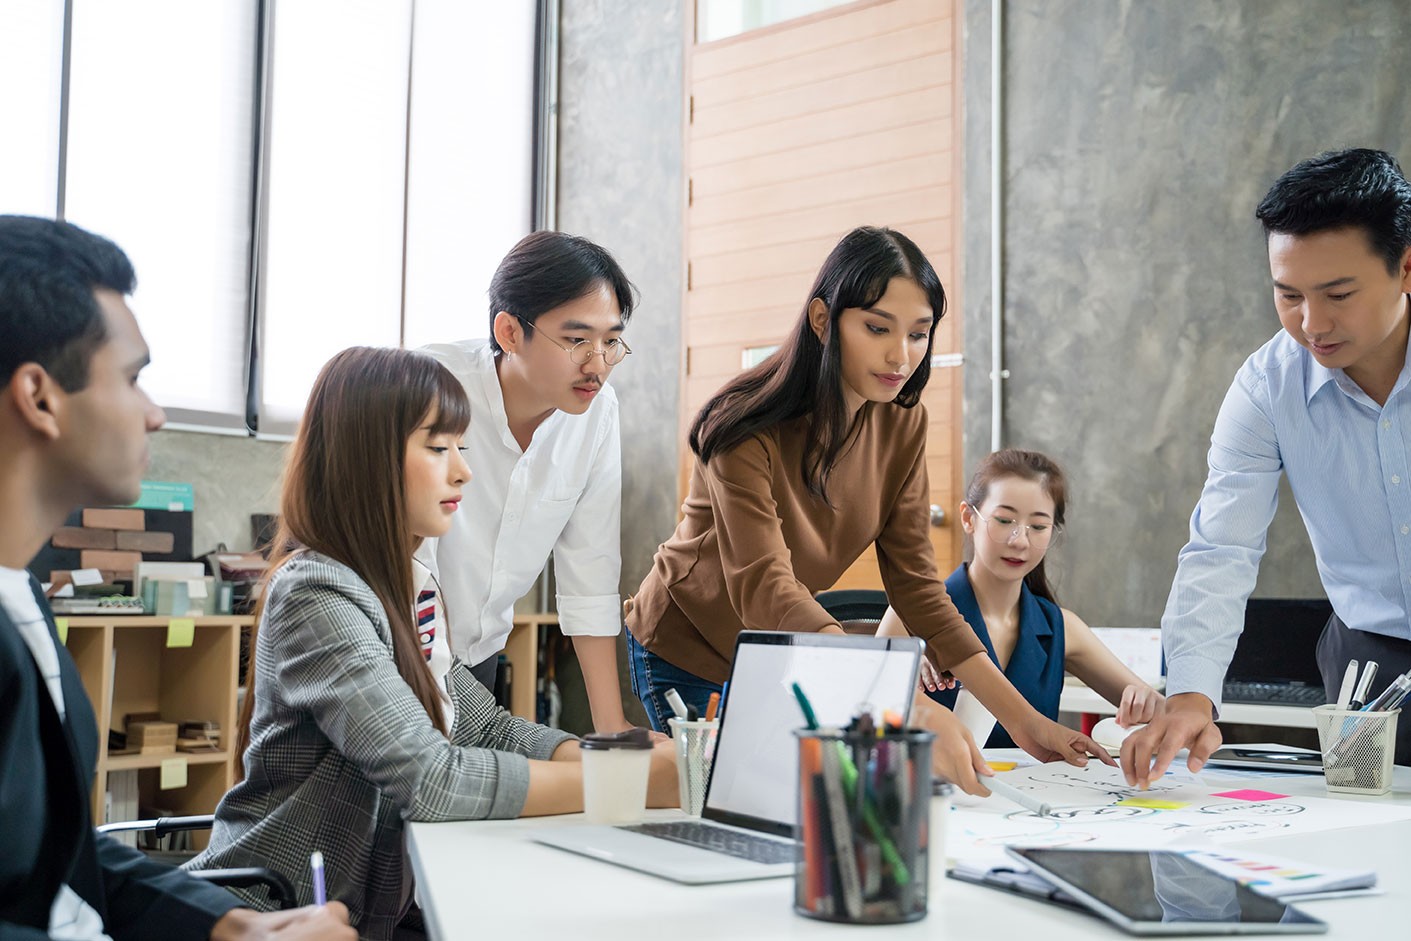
[1006,848,1327,935]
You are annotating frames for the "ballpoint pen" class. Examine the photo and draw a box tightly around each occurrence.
[310,850,326,906]
[1349,661,1379,710]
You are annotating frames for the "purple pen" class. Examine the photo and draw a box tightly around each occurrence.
[310,850,326,906]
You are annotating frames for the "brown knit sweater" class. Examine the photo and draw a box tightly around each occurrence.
[626,401,985,684]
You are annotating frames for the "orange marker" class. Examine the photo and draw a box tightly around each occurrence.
[705,691,721,722]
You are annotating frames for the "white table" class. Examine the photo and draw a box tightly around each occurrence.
[408,766,1411,940]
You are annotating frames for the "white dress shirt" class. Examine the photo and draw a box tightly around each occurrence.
[415,339,622,665]
[1163,326,1411,711]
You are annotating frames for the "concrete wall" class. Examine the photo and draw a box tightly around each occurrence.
[962,0,1411,626]
[551,0,686,729]
[146,430,284,553]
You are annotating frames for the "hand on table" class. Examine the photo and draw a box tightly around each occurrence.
[209,902,356,941]
[909,692,991,796]
[1011,716,1117,768]
[1120,693,1222,788]
[646,737,680,808]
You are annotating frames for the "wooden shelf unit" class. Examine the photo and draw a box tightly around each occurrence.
[61,614,248,829]
[505,612,557,720]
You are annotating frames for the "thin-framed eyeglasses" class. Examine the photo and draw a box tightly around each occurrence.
[512,314,632,366]
[970,507,1060,547]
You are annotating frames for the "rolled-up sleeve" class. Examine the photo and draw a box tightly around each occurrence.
[553,404,623,636]
[1163,366,1283,713]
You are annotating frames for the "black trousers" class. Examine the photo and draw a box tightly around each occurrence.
[1316,612,1411,765]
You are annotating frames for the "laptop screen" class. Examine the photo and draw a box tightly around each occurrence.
[1226,597,1332,686]
[701,631,922,836]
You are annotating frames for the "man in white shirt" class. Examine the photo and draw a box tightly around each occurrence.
[419,231,643,733]
[0,214,354,940]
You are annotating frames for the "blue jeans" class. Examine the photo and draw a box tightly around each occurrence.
[625,629,722,733]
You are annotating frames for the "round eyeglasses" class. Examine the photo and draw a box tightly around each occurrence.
[970,507,1060,547]
[514,314,632,366]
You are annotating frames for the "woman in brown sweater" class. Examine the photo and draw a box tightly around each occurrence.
[625,226,1112,792]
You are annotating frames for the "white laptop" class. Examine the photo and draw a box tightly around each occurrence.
[532,630,925,884]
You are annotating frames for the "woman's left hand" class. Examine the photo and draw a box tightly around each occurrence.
[1012,716,1117,767]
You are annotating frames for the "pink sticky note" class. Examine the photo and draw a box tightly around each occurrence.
[1212,788,1289,801]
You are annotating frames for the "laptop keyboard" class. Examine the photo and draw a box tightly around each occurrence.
[1222,681,1326,706]
[621,821,797,865]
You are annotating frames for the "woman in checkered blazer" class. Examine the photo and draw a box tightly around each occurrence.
[186,347,677,940]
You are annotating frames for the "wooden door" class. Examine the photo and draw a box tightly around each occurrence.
[681,0,965,586]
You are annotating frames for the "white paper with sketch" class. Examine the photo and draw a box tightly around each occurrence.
[948,761,1411,867]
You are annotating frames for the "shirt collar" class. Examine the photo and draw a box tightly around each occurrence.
[1304,330,1411,407]
[474,343,564,454]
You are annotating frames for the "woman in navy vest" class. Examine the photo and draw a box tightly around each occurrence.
[881,449,1163,747]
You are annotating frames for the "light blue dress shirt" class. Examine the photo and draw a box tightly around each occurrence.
[1163,326,1411,710]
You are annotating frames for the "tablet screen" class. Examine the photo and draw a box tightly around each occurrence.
[1009,848,1327,935]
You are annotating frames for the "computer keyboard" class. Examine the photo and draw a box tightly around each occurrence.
[1222,681,1326,706]
[622,820,798,865]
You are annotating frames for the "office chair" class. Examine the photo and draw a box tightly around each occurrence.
[98,815,299,910]
[815,589,889,634]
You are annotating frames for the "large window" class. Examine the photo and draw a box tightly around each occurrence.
[1,0,541,436]
[0,1,64,217]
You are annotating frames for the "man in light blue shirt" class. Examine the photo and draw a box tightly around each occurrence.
[1123,149,1411,786]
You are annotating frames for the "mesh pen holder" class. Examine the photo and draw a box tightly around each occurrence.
[1312,704,1400,796]
[667,718,719,816]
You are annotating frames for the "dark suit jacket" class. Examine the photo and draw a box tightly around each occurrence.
[0,576,240,939]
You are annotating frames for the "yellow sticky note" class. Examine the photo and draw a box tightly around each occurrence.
[56,617,69,645]
[166,617,195,648]
[1117,797,1188,810]
[987,761,1017,772]
[159,757,188,790]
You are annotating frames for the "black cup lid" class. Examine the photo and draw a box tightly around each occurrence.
[580,727,653,751]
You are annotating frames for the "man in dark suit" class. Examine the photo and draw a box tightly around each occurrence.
[0,214,355,940]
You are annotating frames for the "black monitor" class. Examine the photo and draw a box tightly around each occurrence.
[1225,597,1332,686]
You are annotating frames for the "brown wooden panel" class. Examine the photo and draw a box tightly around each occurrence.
[693,85,949,172]
[693,16,948,112]
[693,0,943,80]
[685,1,964,589]
[687,307,803,349]
[694,104,951,199]
[692,204,951,288]
[693,202,951,262]
[691,154,948,230]
[693,52,952,141]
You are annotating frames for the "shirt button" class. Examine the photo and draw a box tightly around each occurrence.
[1402,525,1409,535]
[1384,419,1393,429]
[1395,476,1402,485]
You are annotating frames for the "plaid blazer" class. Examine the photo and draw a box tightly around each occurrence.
[185,552,574,940]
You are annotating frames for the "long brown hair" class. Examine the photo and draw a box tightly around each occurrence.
[965,449,1068,605]
[235,347,471,769]
[688,226,944,503]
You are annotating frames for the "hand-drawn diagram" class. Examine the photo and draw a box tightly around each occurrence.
[948,761,1411,867]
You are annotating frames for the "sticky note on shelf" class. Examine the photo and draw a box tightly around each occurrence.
[56,617,69,644]
[1117,797,1189,810]
[166,617,196,648]
[159,757,188,790]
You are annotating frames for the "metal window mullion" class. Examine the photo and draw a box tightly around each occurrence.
[245,0,276,436]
